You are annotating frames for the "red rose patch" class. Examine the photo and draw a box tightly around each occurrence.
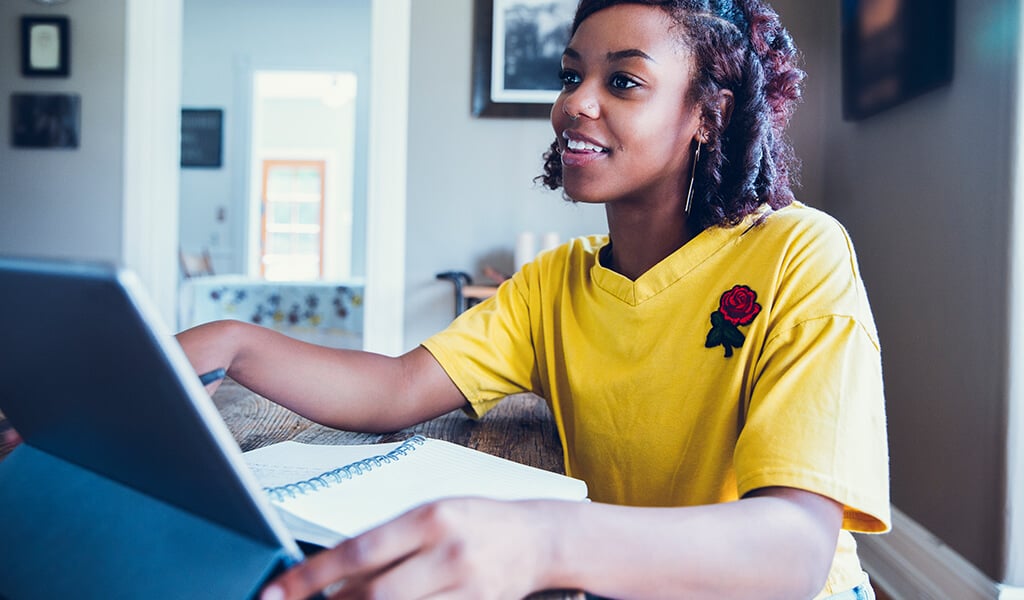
[705,285,761,357]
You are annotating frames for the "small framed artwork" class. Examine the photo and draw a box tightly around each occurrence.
[20,16,71,78]
[10,93,81,149]
[841,0,954,121]
[472,0,576,118]
[180,108,223,168]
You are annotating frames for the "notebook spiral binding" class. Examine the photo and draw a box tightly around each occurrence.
[263,435,427,503]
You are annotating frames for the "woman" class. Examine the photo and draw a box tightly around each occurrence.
[181,1,890,598]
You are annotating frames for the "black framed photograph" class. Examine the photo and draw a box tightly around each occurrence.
[841,0,954,121]
[472,0,576,118]
[20,16,70,78]
[180,108,223,168]
[10,93,81,149]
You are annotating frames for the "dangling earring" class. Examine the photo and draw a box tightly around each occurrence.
[685,140,702,214]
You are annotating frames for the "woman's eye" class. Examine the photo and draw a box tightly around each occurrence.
[559,69,581,87]
[610,74,638,90]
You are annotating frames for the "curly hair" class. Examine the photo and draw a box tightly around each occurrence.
[538,0,805,230]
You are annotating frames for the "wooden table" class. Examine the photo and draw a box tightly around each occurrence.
[0,380,583,599]
[215,379,565,472]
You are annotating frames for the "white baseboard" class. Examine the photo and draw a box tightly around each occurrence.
[856,506,1024,600]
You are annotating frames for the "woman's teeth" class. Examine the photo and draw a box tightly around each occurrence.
[566,138,607,152]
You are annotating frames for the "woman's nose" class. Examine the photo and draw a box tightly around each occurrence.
[561,88,599,121]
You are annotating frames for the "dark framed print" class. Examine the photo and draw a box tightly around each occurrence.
[20,16,70,78]
[472,0,576,118]
[10,93,80,148]
[180,108,223,168]
[841,0,954,121]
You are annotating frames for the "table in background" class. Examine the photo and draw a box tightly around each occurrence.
[435,270,499,318]
[178,275,364,349]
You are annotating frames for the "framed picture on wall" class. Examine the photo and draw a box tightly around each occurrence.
[472,0,576,118]
[10,93,80,148]
[841,0,955,120]
[20,16,70,78]
[180,108,223,168]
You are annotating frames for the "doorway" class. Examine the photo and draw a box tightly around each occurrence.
[175,0,409,353]
[250,70,358,282]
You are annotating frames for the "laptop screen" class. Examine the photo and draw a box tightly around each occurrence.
[0,257,300,558]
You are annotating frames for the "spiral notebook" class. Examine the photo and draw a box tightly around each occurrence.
[244,435,589,547]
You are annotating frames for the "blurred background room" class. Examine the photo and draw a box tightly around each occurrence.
[2,1,1023,598]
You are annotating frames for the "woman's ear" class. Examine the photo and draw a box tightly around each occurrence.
[696,90,735,145]
[718,89,735,132]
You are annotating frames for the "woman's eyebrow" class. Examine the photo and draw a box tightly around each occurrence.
[607,48,656,63]
[561,47,656,63]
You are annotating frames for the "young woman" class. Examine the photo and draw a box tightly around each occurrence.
[179,1,890,598]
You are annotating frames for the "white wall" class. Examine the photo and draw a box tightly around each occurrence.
[403,0,606,348]
[0,4,127,263]
[0,1,180,325]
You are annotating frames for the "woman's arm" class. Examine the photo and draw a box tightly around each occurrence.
[176,320,467,432]
[552,486,843,599]
[263,486,842,600]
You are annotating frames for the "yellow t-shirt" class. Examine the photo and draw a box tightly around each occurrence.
[422,202,890,596]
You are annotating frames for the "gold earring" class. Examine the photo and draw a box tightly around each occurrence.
[685,140,702,214]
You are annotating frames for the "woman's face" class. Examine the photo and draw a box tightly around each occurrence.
[552,4,702,208]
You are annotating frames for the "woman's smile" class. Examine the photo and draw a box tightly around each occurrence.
[561,130,610,167]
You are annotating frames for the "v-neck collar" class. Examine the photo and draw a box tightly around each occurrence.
[591,204,774,306]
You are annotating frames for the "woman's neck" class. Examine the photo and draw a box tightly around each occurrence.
[603,201,701,281]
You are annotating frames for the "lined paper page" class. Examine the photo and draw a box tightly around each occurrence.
[244,437,587,539]
[245,439,411,488]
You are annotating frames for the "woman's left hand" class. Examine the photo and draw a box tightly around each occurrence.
[262,497,560,600]
[1,426,21,450]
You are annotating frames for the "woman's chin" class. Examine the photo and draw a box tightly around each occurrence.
[560,184,609,205]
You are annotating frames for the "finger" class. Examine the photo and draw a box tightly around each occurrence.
[327,540,458,600]
[266,506,438,599]
[1,427,21,446]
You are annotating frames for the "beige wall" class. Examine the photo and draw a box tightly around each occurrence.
[787,0,1019,581]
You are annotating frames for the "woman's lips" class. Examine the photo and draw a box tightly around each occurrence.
[561,130,608,167]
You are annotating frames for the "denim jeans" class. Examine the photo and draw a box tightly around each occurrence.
[585,580,877,599]
[823,581,876,600]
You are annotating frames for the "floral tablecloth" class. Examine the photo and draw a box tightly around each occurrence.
[178,275,365,349]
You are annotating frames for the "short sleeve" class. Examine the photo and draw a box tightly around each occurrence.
[736,315,890,533]
[421,272,539,418]
[734,218,891,534]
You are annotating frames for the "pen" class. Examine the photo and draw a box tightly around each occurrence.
[198,368,227,386]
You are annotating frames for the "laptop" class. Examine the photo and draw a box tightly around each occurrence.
[0,256,303,599]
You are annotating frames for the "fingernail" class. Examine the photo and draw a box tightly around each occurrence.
[261,585,285,600]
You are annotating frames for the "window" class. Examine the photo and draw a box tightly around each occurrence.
[250,70,358,281]
[260,160,326,281]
